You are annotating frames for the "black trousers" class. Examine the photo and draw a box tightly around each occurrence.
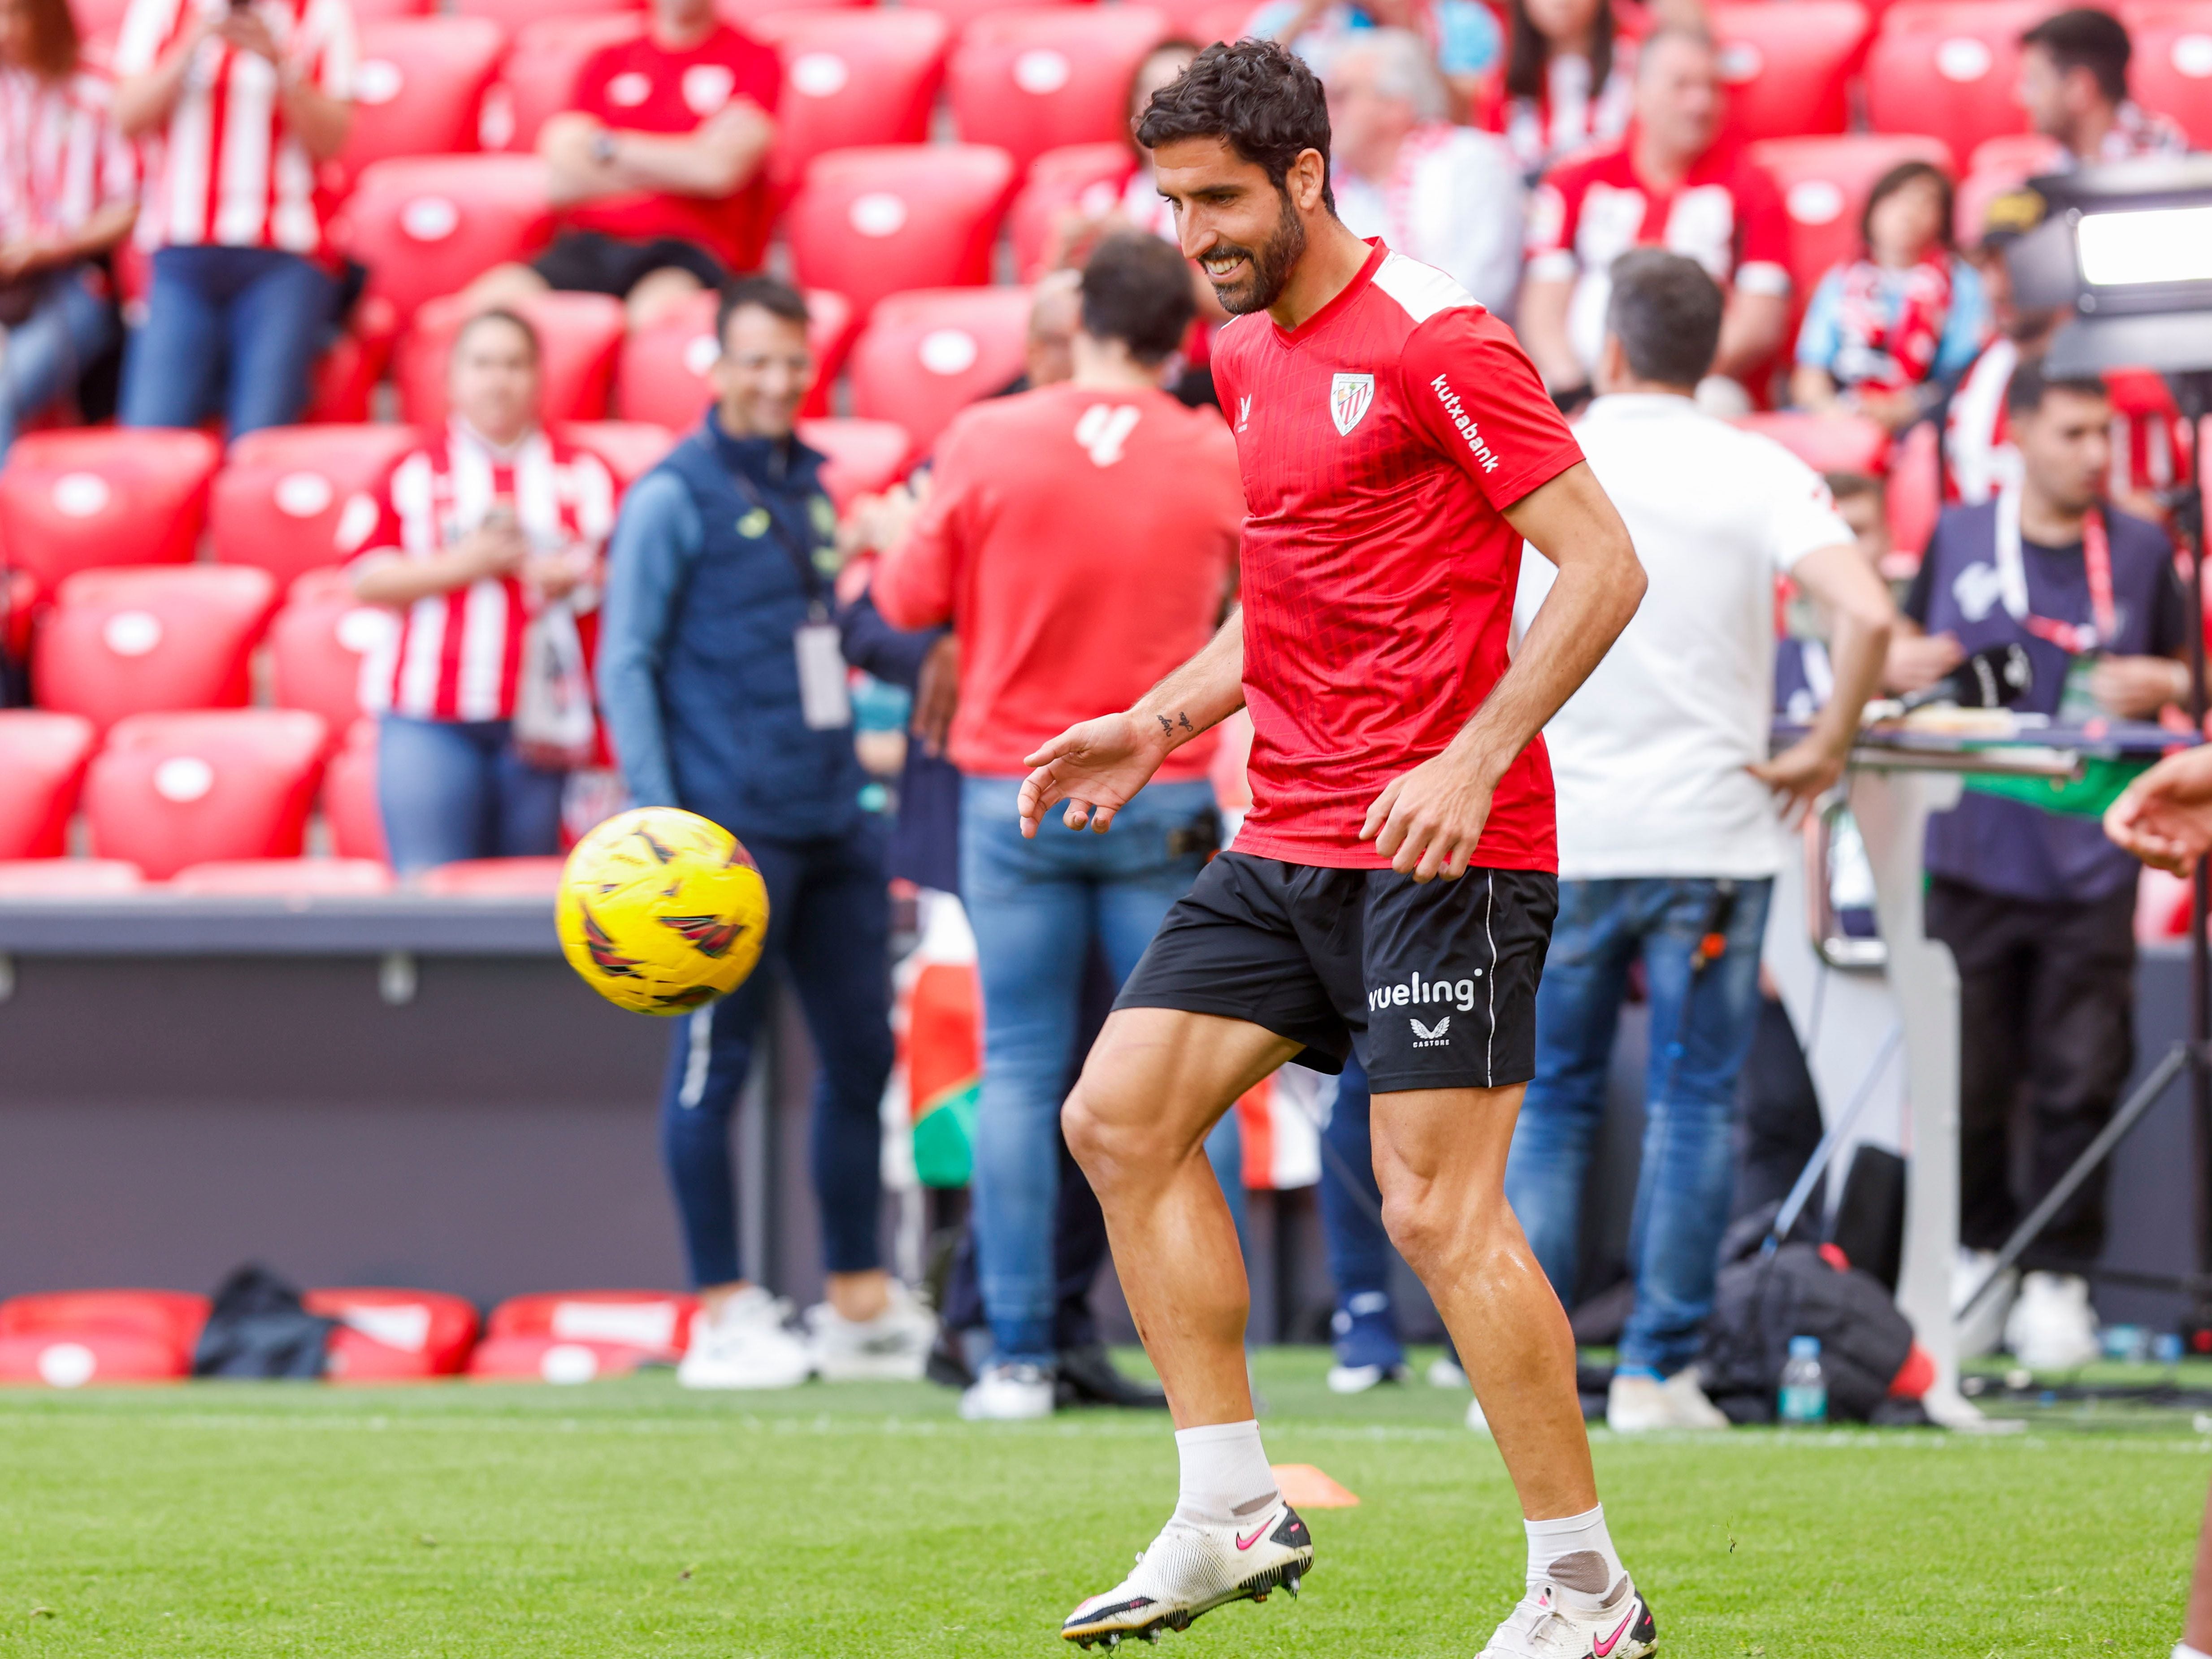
[1924,876,2137,1265]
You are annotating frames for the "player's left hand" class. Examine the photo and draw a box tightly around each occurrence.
[2105,746,2212,874]
[1362,750,1496,882]
[1748,735,1846,818]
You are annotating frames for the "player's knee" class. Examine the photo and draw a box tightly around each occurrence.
[1377,1169,1509,1273]
[1062,1085,1165,1192]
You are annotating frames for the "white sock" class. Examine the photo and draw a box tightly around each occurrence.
[1172,1420,1278,1528]
[1525,1503,1626,1598]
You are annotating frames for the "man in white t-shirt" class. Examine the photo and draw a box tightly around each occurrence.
[1509,249,1896,1432]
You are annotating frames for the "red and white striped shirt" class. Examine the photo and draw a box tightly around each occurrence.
[112,0,356,257]
[0,67,139,244]
[1946,341,2193,506]
[344,423,616,723]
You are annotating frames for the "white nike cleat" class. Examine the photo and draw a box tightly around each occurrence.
[959,1361,1056,1421]
[1062,1502,1313,1647]
[676,1288,813,1390]
[805,1279,937,1382]
[1478,1567,1657,1659]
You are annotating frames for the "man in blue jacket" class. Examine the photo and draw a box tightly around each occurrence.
[598,274,933,1388]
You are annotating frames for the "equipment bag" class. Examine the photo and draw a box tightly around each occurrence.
[191,1264,336,1380]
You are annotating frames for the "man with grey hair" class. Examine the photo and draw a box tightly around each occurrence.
[1322,28,1524,316]
[1509,249,1896,1430]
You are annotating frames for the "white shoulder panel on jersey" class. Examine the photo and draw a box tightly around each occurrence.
[1371,251,1478,324]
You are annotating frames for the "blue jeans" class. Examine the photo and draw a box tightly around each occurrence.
[661,821,893,1284]
[375,715,565,875]
[121,246,334,436]
[961,775,1220,1366]
[1504,876,1774,1377]
[0,267,114,455]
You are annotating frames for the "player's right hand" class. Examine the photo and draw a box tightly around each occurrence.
[2105,745,2212,874]
[1019,713,1168,839]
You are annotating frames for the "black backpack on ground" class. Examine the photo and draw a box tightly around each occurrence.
[191,1264,336,1379]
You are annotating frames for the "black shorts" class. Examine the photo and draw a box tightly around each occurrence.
[531,231,730,299]
[1115,852,1557,1094]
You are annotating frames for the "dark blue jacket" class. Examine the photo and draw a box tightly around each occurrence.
[598,415,868,844]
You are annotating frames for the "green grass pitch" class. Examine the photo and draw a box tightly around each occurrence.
[3,1347,2204,1657]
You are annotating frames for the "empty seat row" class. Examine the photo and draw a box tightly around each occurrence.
[0,1286,696,1385]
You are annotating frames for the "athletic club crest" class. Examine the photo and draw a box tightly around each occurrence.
[1330,373,1374,436]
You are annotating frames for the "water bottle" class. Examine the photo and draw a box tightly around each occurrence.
[1779,1335,1829,1426]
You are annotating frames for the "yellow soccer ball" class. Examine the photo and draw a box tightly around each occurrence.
[556,807,770,1015]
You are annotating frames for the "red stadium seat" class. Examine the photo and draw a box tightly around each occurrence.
[479,14,647,153]
[170,858,396,894]
[902,0,1085,31]
[397,291,627,426]
[210,424,424,588]
[786,144,1017,320]
[335,155,555,324]
[35,565,278,732]
[416,856,566,894]
[0,858,146,893]
[0,1289,210,1354]
[615,287,854,427]
[559,420,679,486]
[0,1330,187,1386]
[348,0,438,17]
[1010,140,1133,278]
[0,429,221,589]
[304,323,400,425]
[2126,15,2212,149]
[324,720,389,864]
[1864,2,2043,161]
[1748,135,1955,304]
[268,568,388,738]
[750,10,950,189]
[1711,0,1869,143]
[465,1333,664,1381]
[1150,0,1249,42]
[848,286,1032,457]
[1965,132,2067,178]
[801,417,915,509]
[331,17,507,195]
[1887,419,1942,558]
[3,568,34,666]
[486,1289,697,1351]
[716,0,867,23]
[948,6,1169,173]
[0,710,97,858]
[86,710,330,880]
[455,0,644,34]
[306,1288,481,1379]
[1732,411,1889,476]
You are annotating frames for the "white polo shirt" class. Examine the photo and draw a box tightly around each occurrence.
[1514,392,1855,879]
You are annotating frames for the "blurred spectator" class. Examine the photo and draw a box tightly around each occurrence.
[1249,0,1501,113]
[1519,27,1790,412]
[1012,267,1081,394]
[1791,162,1988,436]
[1508,251,1894,1431]
[466,0,776,330]
[1778,471,1890,721]
[344,310,611,874]
[871,234,1243,1421]
[2018,7,2187,171]
[1487,0,1635,180]
[1322,27,1523,316]
[0,0,136,456]
[1900,360,2189,1370]
[598,274,930,1390]
[112,0,354,438]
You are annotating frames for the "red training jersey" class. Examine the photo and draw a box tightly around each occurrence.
[872,381,1245,782]
[1212,241,1583,871]
[565,23,781,273]
[343,422,617,723]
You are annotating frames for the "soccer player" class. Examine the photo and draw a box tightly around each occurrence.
[1023,40,1652,1659]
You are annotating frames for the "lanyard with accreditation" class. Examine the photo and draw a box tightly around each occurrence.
[726,462,852,732]
[1993,481,2116,655]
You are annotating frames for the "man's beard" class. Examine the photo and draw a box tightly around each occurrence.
[1206,195,1308,315]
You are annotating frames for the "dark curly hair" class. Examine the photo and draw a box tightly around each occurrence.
[1133,39,1335,215]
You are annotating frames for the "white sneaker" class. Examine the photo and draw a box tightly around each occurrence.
[1061,1501,1313,1647]
[2004,1271,2100,1372]
[805,1279,936,1382]
[1429,1355,1470,1389]
[676,1288,813,1390]
[1606,1368,1729,1432]
[959,1360,1056,1421]
[1954,1247,2017,1360]
[1478,1567,1657,1659]
[1325,1360,1409,1394]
